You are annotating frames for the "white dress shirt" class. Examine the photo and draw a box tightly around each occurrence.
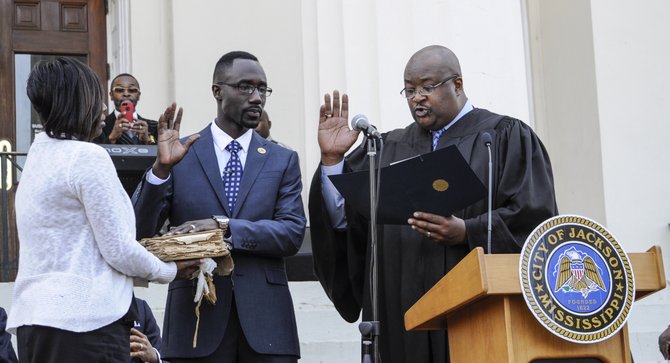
[147,121,253,185]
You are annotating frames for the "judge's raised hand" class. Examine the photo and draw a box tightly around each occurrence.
[318,90,360,166]
[152,102,200,179]
[408,212,467,247]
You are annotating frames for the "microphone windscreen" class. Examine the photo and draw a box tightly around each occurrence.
[481,132,492,146]
[351,114,369,131]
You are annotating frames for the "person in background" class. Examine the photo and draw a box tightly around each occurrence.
[659,325,670,359]
[0,307,17,363]
[132,51,306,362]
[130,297,162,363]
[309,45,558,362]
[94,73,158,145]
[6,57,199,363]
[255,110,292,150]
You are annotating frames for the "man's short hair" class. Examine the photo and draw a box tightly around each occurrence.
[213,51,259,82]
[110,73,139,91]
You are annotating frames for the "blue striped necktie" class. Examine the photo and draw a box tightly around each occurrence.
[432,128,446,151]
[223,140,243,213]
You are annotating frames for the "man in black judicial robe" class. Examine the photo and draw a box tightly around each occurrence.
[308,45,558,363]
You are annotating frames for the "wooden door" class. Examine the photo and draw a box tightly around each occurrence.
[0,0,107,281]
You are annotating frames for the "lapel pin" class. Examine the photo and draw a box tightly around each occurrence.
[257,147,267,154]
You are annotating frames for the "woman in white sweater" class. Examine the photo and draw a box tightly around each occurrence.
[7,57,199,362]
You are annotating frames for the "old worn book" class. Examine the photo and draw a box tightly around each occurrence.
[139,229,232,269]
[141,229,234,347]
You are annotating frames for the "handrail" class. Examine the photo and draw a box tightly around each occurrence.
[1,150,26,282]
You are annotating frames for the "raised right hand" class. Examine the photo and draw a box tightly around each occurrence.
[318,90,360,166]
[152,102,200,179]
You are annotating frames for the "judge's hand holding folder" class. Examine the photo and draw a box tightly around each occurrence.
[319,91,485,247]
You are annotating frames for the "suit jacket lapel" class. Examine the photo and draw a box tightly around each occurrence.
[192,126,231,215]
[234,133,270,218]
[103,114,116,138]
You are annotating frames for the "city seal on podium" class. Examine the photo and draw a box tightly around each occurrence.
[519,215,635,343]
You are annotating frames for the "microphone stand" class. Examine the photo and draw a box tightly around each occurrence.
[486,144,492,254]
[483,135,493,255]
[359,136,380,363]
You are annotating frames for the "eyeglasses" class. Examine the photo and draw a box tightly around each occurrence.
[112,87,140,94]
[216,82,272,98]
[399,75,460,99]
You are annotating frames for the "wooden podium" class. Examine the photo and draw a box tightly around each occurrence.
[404,246,666,363]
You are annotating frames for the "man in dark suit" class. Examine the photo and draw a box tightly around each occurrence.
[255,110,292,150]
[132,51,306,362]
[660,325,670,360]
[0,307,18,363]
[130,298,162,363]
[94,73,158,144]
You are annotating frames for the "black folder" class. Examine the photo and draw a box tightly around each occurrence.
[329,145,486,225]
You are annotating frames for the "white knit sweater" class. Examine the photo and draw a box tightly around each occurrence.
[7,133,176,333]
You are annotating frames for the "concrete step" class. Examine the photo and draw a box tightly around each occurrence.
[136,281,362,362]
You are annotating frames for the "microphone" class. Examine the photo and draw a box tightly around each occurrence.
[482,132,492,147]
[351,114,381,139]
[482,132,493,254]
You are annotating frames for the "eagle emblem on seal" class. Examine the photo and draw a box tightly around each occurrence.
[554,248,606,298]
